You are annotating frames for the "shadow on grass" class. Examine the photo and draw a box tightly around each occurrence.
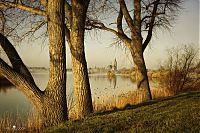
[93,91,200,116]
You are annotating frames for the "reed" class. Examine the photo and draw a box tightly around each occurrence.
[68,87,172,118]
[0,110,41,132]
[93,88,172,112]
[0,85,198,131]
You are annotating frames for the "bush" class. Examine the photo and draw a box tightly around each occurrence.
[161,44,200,94]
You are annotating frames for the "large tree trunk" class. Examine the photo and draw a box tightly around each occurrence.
[0,32,68,127]
[69,0,93,119]
[42,0,68,127]
[0,0,68,128]
[130,41,152,100]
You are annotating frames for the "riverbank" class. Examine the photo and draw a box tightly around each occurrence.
[44,91,200,133]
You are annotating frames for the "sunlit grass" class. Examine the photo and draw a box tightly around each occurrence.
[0,85,199,132]
[44,91,200,133]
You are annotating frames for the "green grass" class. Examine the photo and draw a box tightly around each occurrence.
[43,91,200,133]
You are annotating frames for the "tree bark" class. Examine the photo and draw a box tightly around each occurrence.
[0,58,43,111]
[42,0,68,127]
[0,0,68,127]
[0,33,34,82]
[130,40,152,100]
[69,0,93,119]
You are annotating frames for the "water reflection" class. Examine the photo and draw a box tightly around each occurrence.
[0,72,138,119]
[0,86,33,118]
[107,75,117,89]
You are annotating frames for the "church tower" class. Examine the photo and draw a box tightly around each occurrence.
[113,58,117,71]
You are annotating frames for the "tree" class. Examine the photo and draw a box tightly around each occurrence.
[163,45,199,94]
[64,0,93,119]
[0,0,93,127]
[0,0,67,127]
[87,0,182,100]
[41,0,93,119]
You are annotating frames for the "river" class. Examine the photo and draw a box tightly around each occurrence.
[0,70,158,120]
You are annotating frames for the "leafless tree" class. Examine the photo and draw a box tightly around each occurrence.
[86,0,183,100]
[0,0,93,127]
[163,44,200,94]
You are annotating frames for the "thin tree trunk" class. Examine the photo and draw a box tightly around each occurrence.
[70,42,93,119]
[130,42,152,100]
[69,0,93,119]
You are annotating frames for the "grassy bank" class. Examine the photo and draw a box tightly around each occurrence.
[44,91,200,133]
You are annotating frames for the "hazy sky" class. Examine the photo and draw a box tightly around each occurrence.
[2,0,199,69]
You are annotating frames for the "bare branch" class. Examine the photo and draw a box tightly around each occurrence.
[118,0,136,34]
[20,20,47,40]
[142,0,160,52]
[86,19,118,35]
[0,9,6,33]
[86,18,132,49]
[142,0,182,52]
[117,7,124,34]
[0,33,35,82]
[134,0,142,33]
[64,1,72,26]
[0,1,46,16]
[0,58,43,110]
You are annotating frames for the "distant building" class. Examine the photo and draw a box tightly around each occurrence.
[113,58,117,71]
[107,58,118,72]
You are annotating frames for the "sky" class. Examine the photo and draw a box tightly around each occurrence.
[1,0,199,69]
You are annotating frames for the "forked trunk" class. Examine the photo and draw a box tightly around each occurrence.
[0,0,68,128]
[130,42,152,100]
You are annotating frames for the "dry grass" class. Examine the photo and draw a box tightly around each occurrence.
[44,91,200,133]
[92,88,172,112]
[0,110,41,132]
[66,87,172,119]
[0,85,198,131]
[27,111,42,132]
[62,85,199,118]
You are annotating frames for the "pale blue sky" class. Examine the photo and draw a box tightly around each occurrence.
[4,0,199,69]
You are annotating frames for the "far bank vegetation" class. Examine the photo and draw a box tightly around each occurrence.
[119,44,200,94]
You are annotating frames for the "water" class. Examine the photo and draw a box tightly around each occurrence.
[0,70,156,118]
